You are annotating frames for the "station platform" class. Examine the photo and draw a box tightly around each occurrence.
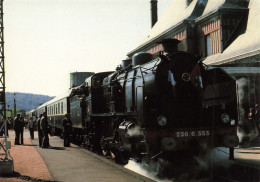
[1,130,260,182]
[0,130,154,182]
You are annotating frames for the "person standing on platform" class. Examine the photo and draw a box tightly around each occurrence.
[63,113,72,147]
[13,114,21,145]
[37,114,43,147]
[41,112,50,148]
[255,104,260,134]
[28,117,34,140]
[19,116,25,145]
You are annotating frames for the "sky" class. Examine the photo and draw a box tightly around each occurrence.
[4,0,173,96]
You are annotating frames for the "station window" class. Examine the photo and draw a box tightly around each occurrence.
[56,104,58,115]
[58,103,60,114]
[202,18,221,57]
[206,34,211,56]
[61,102,64,114]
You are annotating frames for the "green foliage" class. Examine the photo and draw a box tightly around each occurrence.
[6,92,53,112]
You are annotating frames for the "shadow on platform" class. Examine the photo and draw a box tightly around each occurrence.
[237,151,260,154]
[0,171,60,182]
[42,146,65,150]
[23,144,38,147]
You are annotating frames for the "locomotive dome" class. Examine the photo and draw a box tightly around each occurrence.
[132,52,153,67]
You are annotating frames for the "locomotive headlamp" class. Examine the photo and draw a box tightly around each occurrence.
[221,113,230,123]
[157,115,167,126]
[161,137,177,151]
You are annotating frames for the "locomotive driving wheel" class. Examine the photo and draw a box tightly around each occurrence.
[114,148,130,165]
[101,144,109,156]
[109,142,130,165]
[102,149,108,156]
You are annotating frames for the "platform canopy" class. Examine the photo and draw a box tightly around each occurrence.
[222,67,260,75]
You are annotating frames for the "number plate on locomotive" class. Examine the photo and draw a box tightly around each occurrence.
[176,130,210,138]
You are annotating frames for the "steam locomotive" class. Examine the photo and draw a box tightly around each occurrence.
[29,39,239,164]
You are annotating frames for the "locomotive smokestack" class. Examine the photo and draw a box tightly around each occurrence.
[157,38,181,54]
[186,0,193,7]
[150,0,158,28]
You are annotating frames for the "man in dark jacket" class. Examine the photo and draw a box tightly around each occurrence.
[13,114,21,145]
[41,112,50,148]
[63,113,72,147]
[19,116,25,145]
[37,114,43,147]
[255,104,260,134]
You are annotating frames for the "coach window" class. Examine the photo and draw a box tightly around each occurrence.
[61,102,64,114]
[58,103,60,114]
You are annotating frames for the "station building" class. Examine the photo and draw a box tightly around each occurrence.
[127,0,260,111]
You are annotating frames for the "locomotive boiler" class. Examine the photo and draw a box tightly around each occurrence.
[69,38,239,164]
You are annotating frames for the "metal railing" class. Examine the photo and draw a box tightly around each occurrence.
[0,120,13,160]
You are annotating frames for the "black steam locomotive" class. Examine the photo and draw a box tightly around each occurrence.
[30,39,239,164]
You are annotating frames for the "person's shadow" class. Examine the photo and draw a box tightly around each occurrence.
[22,144,38,146]
[42,146,65,150]
[0,171,60,182]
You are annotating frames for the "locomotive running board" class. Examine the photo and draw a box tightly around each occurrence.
[91,112,137,117]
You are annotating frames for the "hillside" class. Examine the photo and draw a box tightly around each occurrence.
[6,92,53,112]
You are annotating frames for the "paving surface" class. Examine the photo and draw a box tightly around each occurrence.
[31,132,154,182]
[2,129,260,182]
[1,129,155,182]
[0,130,53,182]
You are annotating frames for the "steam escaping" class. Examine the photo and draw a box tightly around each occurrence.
[236,78,248,126]
[126,125,143,138]
[124,160,169,182]
[236,78,259,146]
[196,148,233,169]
